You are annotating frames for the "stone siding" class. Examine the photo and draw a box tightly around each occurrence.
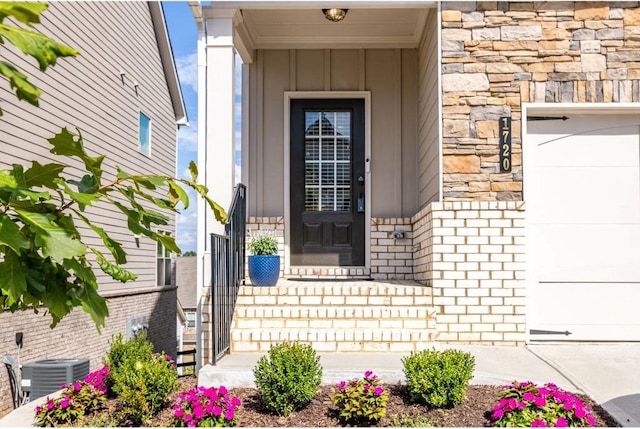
[0,288,176,418]
[441,1,640,200]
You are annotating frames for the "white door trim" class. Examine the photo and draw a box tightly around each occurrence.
[284,91,372,272]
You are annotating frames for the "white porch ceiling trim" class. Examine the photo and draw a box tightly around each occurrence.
[203,1,434,62]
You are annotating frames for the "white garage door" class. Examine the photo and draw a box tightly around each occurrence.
[526,113,640,341]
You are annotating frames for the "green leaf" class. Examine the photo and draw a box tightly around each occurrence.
[0,216,29,254]
[131,175,166,190]
[60,181,99,209]
[0,22,78,72]
[204,195,227,224]
[15,209,86,261]
[62,257,97,287]
[188,161,198,182]
[67,174,98,193]
[0,2,48,25]
[191,182,227,223]
[0,169,19,188]
[76,282,108,332]
[0,60,41,110]
[75,211,127,264]
[0,250,27,306]
[154,232,181,254]
[48,128,104,183]
[168,180,189,209]
[24,161,65,188]
[41,279,70,329]
[116,167,131,180]
[4,188,50,202]
[95,252,137,283]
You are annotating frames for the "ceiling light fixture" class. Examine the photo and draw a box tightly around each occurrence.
[322,8,348,22]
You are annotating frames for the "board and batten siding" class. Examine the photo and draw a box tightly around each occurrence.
[417,8,441,208]
[0,1,177,292]
[247,48,420,218]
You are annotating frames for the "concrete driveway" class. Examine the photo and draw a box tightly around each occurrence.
[528,343,640,427]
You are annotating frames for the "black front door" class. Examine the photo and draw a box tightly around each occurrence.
[290,99,365,266]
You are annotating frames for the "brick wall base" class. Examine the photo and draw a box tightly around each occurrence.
[0,287,176,418]
[413,201,526,345]
[245,202,526,345]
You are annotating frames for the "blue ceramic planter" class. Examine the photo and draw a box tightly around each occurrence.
[248,255,280,286]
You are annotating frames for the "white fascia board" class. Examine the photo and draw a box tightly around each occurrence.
[148,2,188,125]
[204,0,435,9]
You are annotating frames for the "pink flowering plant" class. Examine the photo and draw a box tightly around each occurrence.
[489,381,597,427]
[173,385,241,427]
[33,374,107,427]
[331,370,390,425]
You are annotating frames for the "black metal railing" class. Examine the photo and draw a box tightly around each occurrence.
[176,348,196,377]
[210,184,246,364]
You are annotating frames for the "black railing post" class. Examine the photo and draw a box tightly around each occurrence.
[210,184,246,365]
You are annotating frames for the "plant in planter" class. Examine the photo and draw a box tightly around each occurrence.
[248,231,280,286]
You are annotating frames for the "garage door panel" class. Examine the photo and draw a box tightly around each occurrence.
[537,224,640,281]
[527,112,640,342]
[537,167,640,223]
[530,283,640,341]
[537,137,639,167]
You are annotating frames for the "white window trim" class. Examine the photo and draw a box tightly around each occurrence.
[156,230,174,287]
[283,91,372,272]
[139,110,152,157]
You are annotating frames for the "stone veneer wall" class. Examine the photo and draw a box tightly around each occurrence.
[413,201,526,344]
[441,1,640,200]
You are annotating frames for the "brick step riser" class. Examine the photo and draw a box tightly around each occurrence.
[231,282,439,352]
[238,286,433,298]
[234,306,437,320]
[232,318,436,330]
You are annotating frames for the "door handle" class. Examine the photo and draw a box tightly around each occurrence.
[357,193,365,213]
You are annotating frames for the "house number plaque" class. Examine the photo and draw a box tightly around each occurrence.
[499,116,512,173]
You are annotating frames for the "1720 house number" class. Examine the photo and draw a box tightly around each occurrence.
[499,116,511,173]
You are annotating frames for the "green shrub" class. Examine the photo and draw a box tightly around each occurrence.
[332,371,389,425]
[253,342,323,416]
[248,231,278,255]
[402,348,475,408]
[105,334,179,425]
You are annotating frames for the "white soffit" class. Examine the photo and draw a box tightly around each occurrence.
[205,5,433,51]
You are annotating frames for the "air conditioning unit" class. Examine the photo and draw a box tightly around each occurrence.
[21,358,90,400]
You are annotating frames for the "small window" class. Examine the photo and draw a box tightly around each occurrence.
[157,231,173,286]
[139,111,151,156]
[185,312,196,328]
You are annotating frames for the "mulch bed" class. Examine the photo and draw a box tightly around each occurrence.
[144,375,620,427]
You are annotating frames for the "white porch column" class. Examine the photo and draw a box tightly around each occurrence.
[204,9,236,237]
[194,7,237,367]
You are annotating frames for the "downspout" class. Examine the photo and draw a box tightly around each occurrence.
[189,1,207,373]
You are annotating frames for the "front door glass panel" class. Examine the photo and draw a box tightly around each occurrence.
[304,111,351,212]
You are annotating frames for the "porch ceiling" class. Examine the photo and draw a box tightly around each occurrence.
[204,4,433,60]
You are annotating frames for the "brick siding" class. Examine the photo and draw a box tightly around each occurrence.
[0,287,176,418]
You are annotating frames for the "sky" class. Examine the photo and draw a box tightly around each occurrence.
[162,2,199,252]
